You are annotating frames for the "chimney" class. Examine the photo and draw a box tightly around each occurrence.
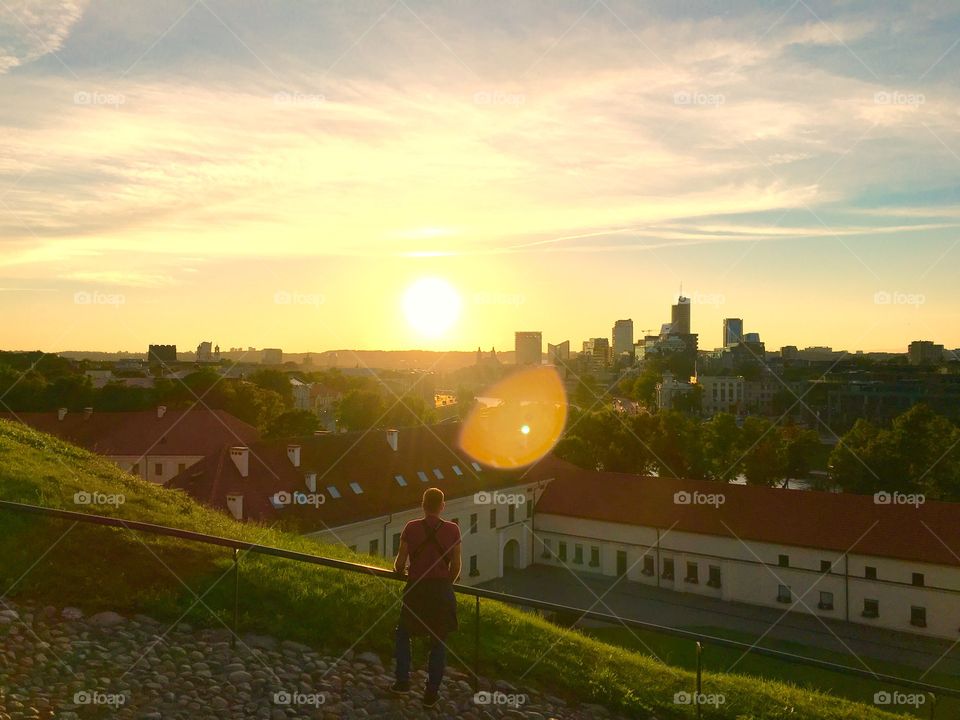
[305,472,317,493]
[157,405,167,419]
[83,407,93,419]
[57,408,67,421]
[229,447,250,477]
[386,429,399,452]
[225,493,243,521]
[287,444,301,468]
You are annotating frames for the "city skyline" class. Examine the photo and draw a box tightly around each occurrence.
[2,2,960,353]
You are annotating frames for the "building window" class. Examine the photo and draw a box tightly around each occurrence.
[508,505,516,523]
[777,584,791,603]
[368,539,379,556]
[541,538,552,559]
[417,471,428,483]
[589,546,600,567]
[154,462,163,476]
[573,544,583,564]
[820,560,832,573]
[394,474,407,487]
[862,599,879,618]
[469,513,478,534]
[661,558,674,580]
[865,566,877,580]
[558,541,567,562]
[912,572,925,587]
[392,533,401,555]
[778,554,789,568]
[642,555,655,576]
[910,606,927,628]
[707,565,721,588]
[489,508,496,528]
[469,555,479,577]
[433,468,444,480]
[349,482,363,495]
[452,465,463,476]
[685,562,699,584]
[327,485,341,499]
[818,591,834,610]
[177,462,186,474]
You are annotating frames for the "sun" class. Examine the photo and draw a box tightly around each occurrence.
[402,277,461,338]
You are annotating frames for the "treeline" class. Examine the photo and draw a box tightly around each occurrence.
[555,404,960,501]
[555,410,821,486]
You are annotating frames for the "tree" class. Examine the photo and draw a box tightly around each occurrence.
[739,417,785,486]
[249,369,293,407]
[336,389,384,431]
[703,413,742,481]
[779,425,821,483]
[264,410,320,439]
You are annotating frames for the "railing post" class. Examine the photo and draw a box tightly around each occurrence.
[473,596,480,692]
[695,641,703,720]
[232,547,240,648]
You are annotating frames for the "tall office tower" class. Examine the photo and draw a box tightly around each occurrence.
[671,296,691,335]
[723,318,744,347]
[612,319,634,358]
[514,331,543,366]
[547,340,570,364]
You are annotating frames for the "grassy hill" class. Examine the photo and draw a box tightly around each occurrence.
[0,418,907,719]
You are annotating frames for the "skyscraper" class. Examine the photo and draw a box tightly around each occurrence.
[723,318,744,347]
[671,296,690,335]
[612,319,634,358]
[514,331,542,366]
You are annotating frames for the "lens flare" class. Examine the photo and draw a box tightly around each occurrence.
[459,366,567,469]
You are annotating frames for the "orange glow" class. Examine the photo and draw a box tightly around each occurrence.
[459,366,567,469]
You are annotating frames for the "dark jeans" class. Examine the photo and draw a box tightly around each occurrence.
[395,622,446,689]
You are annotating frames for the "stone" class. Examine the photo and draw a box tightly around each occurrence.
[88,611,125,627]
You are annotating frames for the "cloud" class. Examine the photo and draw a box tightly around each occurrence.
[0,0,88,74]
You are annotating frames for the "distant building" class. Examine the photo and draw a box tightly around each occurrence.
[780,345,799,361]
[698,375,744,416]
[671,296,691,335]
[612,319,634,359]
[656,372,694,410]
[744,332,761,344]
[908,341,944,366]
[722,318,744,348]
[582,338,610,373]
[196,341,217,363]
[262,348,283,365]
[147,344,177,365]
[515,332,542,366]
[547,341,570,364]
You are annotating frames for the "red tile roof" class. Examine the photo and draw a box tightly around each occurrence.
[168,424,541,529]
[0,408,259,459]
[531,455,960,568]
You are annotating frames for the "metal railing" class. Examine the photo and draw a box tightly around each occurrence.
[1,499,958,717]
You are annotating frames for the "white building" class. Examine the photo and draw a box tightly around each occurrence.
[531,457,960,640]
[697,375,744,416]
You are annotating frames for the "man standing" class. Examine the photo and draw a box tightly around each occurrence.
[392,488,461,708]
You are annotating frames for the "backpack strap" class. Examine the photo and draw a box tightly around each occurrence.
[410,518,448,564]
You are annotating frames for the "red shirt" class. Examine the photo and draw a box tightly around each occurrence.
[402,516,461,580]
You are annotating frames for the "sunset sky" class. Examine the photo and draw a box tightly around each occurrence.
[1,0,959,354]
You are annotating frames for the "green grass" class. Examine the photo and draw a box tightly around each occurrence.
[0,418,909,719]
[585,625,957,718]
